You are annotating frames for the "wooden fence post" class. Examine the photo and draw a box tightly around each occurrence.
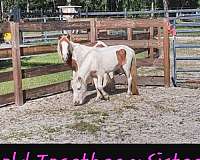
[157,27,162,55]
[10,22,24,106]
[149,26,154,59]
[90,18,96,43]
[131,59,139,95]
[127,28,132,40]
[163,19,170,87]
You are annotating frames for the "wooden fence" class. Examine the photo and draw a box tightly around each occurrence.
[0,18,170,107]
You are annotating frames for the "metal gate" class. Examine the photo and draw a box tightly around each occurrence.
[172,14,200,87]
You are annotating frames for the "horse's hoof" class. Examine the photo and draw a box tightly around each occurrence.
[95,96,102,102]
[104,95,110,101]
[126,94,131,98]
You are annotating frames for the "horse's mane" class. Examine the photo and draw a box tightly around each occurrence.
[57,40,62,59]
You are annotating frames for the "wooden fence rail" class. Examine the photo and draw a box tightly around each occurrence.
[0,18,170,107]
[0,44,57,58]
[0,64,71,83]
[0,81,71,106]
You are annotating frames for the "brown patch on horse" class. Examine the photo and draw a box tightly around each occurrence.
[71,59,78,71]
[116,49,126,66]
[90,70,97,78]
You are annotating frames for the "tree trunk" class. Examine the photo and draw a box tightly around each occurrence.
[0,0,3,21]
[26,0,30,13]
[52,0,56,11]
[104,0,107,11]
[151,1,154,18]
[163,0,169,18]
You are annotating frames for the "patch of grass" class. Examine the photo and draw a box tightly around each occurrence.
[93,118,106,124]
[0,53,63,73]
[68,121,100,134]
[152,102,177,113]
[123,105,139,110]
[73,112,84,120]
[137,67,164,76]
[136,51,148,59]
[195,118,200,122]
[42,126,63,133]
[114,108,124,115]
[0,71,72,95]
[87,110,109,117]
[101,112,109,117]
[0,131,32,141]
[73,112,82,117]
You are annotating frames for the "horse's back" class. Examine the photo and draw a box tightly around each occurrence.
[94,45,135,54]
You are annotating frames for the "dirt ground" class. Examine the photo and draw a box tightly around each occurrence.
[0,86,200,143]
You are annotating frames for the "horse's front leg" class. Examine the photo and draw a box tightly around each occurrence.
[102,73,108,88]
[97,75,110,100]
[72,70,76,80]
[93,77,103,101]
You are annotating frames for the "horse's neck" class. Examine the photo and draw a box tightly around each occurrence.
[72,44,91,65]
[78,55,92,82]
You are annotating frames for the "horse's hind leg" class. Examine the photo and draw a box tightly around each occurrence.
[97,75,110,100]
[122,64,132,96]
[107,72,116,92]
[103,72,116,92]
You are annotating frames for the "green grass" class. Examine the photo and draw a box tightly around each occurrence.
[0,53,72,95]
[136,51,148,59]
[68,121,100,134]
[0,71,72,95]
[0,53,63,72]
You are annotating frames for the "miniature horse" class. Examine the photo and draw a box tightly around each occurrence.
[71,45,139,105]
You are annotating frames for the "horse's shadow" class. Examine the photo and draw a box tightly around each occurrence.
[83,84,127,104]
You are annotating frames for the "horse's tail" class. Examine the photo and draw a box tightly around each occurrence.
[130,51,139,95]
[94,41,108,48]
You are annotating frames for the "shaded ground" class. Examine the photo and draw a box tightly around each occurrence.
[0,86,200,143]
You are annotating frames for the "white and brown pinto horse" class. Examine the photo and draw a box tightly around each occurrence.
[72,45,139,105]
[57,35,115,99]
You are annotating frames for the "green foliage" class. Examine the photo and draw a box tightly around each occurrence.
[0,0,200,15]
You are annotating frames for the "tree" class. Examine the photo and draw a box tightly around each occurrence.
[163,0,169,17]
[0,0,4,20]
